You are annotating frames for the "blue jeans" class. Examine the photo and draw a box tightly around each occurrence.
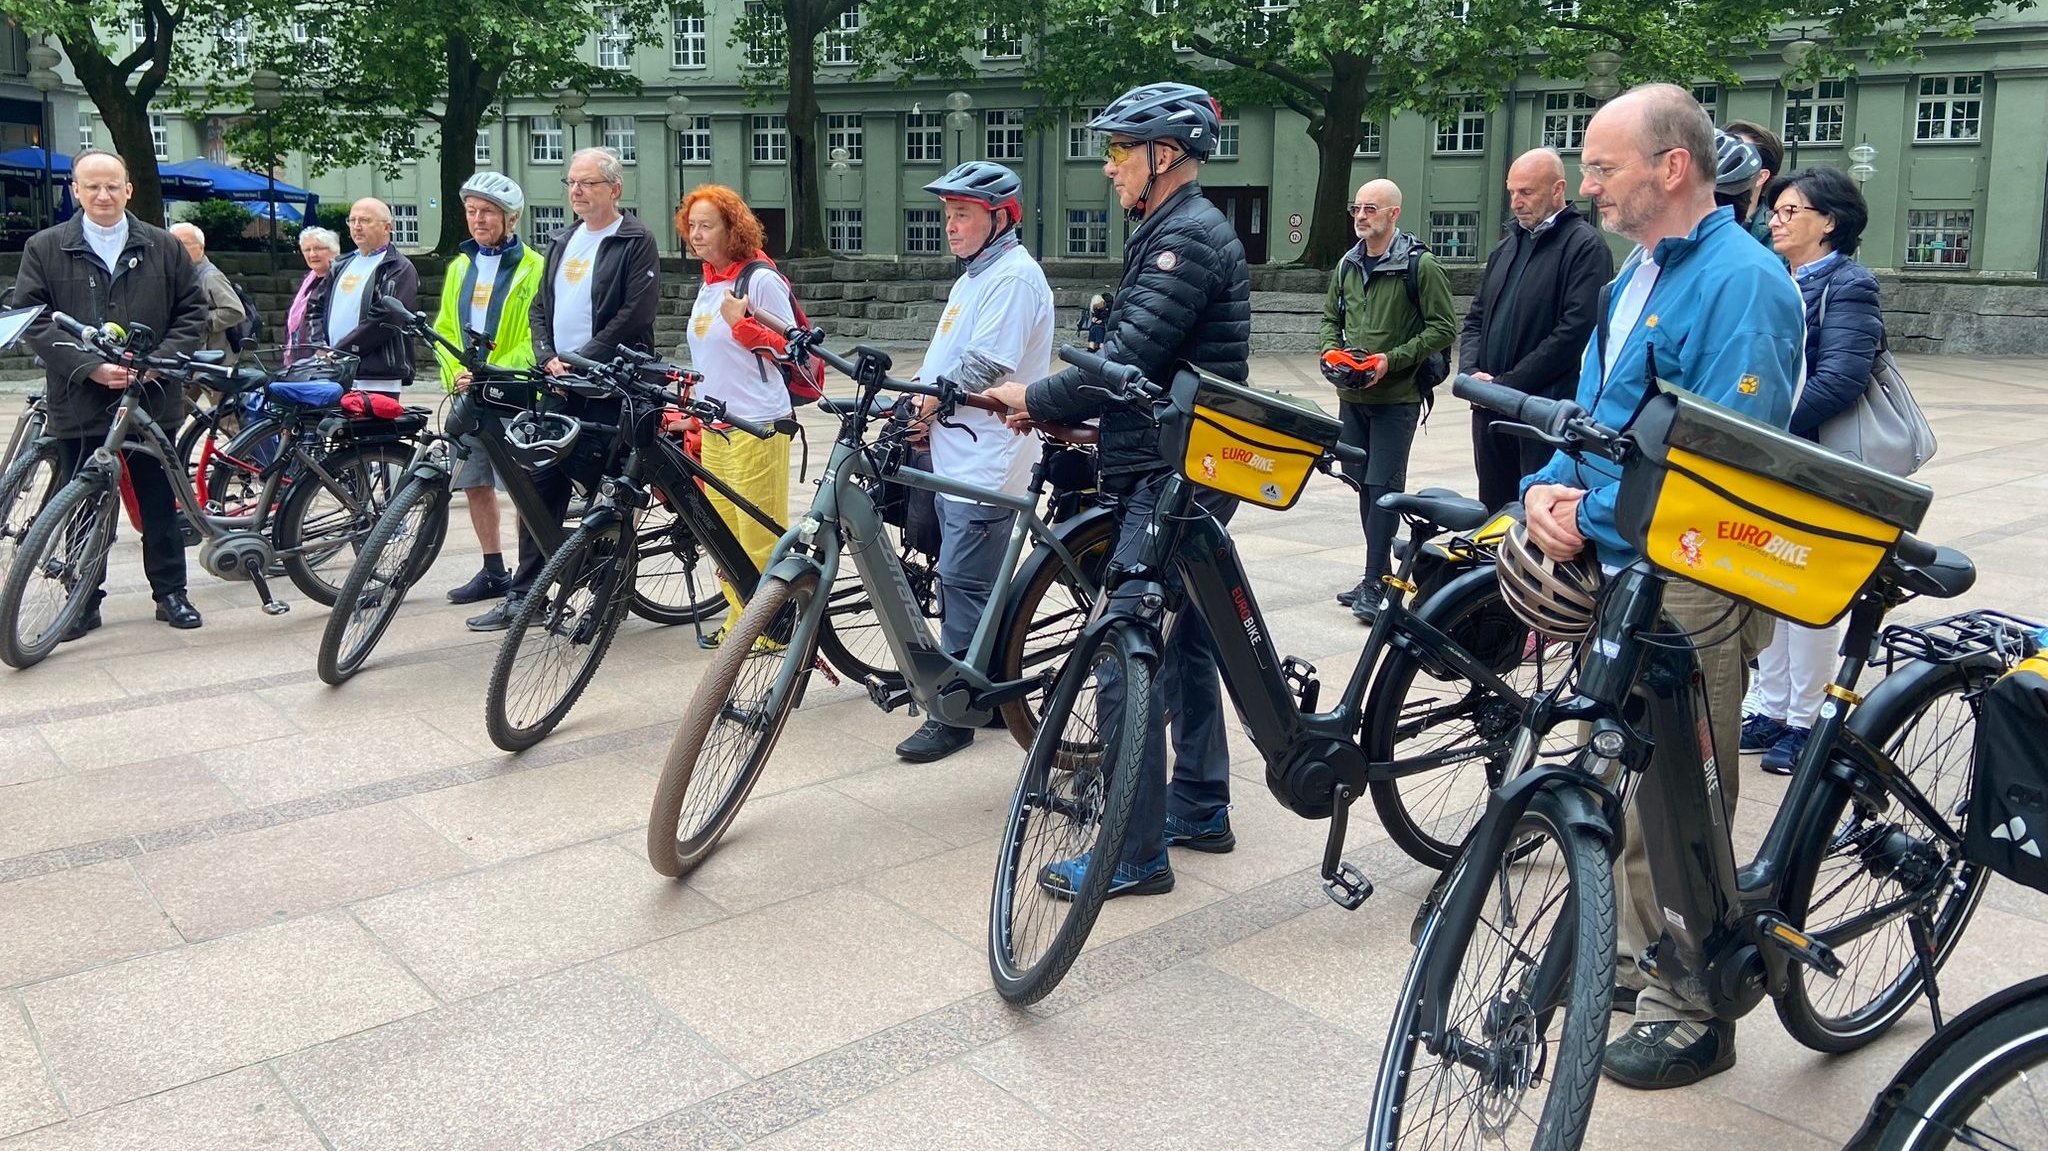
[934,497,1016,666]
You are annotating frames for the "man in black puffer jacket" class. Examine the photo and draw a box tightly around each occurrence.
[987,82,1250,899]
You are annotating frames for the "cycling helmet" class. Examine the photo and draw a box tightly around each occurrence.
[503,410,581,470]
[923,162,1023,223]
[1090,82,1222,158]
[1320,348,1387,390]
[459,171,526,218]
[1712,130,1762,197]
[1495,520,1602,642]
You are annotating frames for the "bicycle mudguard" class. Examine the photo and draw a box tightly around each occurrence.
[1841,973,2048,1150]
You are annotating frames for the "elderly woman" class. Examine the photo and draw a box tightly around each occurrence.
[1742,166,1884,775]
[286,226,342,356]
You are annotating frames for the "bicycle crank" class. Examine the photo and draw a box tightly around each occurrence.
[199,531,289,614]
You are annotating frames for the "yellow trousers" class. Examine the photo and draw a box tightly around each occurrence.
[700,427,791,632]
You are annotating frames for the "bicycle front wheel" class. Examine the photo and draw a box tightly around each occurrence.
[994,511,1115,750]
[988,621,1151,1005]
[647,571,821,878]
[276,440,412,606]
[1368,790,1614,1151]
[816,526,931,688]
[484,518,636,752]
[317,475,450,685]
[1863,988,2048,1150]
[0,474,119,669]
[0,438,62,579]
[626,493,726,626]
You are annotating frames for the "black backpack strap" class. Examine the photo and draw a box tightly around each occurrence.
[732,259,775,300]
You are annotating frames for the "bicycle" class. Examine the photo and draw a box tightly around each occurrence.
[1367,375,2038,1150]
[645,337,1116,880]
[984,350,1576,1005]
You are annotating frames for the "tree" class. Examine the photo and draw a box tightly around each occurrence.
[733,0,861,257]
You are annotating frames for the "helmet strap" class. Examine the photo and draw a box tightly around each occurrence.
[1132,142,1195,219]
[965,215,1020,274]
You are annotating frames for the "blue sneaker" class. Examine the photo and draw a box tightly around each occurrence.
[1760,725,1811,776]
[1164,808,1237,853]
[1036,851,1174,900]
[1739,713,1788,752]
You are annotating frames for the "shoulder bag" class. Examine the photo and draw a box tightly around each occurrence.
[1814,280,1938,477]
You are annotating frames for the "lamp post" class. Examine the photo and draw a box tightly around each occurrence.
[1782,32,1817,171]
[251,67,283,271]
[559,89,588,154]
[1582,50,1623,102]
[664,94,692,255]
[1848,138,1878,186]
[26,41,61,231]
[945,90,973,165]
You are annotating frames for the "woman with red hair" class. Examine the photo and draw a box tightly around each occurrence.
[678,184,797,648]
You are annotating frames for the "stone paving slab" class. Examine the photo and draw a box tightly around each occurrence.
[0,353,2045,1147]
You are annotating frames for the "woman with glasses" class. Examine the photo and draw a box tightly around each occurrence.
[285,226,342,361]
[1740,166,1884,776]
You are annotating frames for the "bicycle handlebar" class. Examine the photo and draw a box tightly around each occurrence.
[1057,345,1145,391]
[50,310,238,381]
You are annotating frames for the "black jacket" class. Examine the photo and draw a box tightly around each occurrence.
[15,212,208,439]
[1026,183,1250,478]
[1457,205,1612,401]
[530,210,661,363]
[1792,255,1883,439]
[319,246,420,381]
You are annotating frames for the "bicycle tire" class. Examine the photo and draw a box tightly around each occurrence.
[484,518,636,752]
[988,621,1152,1005]
[626,493,726,627]
[275,440,412,607]
[1863,986,2048,1150]
[201,414,287,516]
[1367,790,1614,1151]
[647,571,821,878]
[0,474,119,669]
[994,511,1115,750]
[317,476,451,685]
[1775,655,1995,1054]
[0,438,62,578]
[1363,566,1577,870]
[815,525,931,688]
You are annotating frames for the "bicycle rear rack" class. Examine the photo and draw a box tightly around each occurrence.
[1878,609,2044,673]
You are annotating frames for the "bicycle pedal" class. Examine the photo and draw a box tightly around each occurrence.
[1322,861,1374,910]
[861,674,913,713]
[1758,914,1845,978]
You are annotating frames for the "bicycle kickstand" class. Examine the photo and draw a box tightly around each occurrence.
[1319,782,1374,911]
[1909,911,1944,1030]
[247,569,290,616]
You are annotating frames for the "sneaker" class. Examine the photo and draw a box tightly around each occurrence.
[1760,725,1812,776]
[1036,851,1174,900]
[1165,808,1237,853]
[466,597,520,632]
[447,567,511,605]
[1334,577,1372,607]
[1739,713,1788,752]
[697,625,727,651]
[1602,1018,1736,1089]
[894,718,974,763]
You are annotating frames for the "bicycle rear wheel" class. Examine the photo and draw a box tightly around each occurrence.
[1863,988,2048,1150]
[988,622,1151,1005]
[276,441,411,606]
[1368,790,1614,1151]
[0,438,61,578]
[627,492,726,626]
[484,518,635,752]
[647,571,820,878]
[201,415,286,516]
[0,474,119,669]
[994,512,1115,750]
[816,525,930,688]
[317,475,450,685]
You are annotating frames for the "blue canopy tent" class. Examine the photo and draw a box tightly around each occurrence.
[161,158,318,224]
[0,149,217,229]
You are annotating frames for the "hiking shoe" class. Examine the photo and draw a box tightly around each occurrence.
[466,597,520,632]
[1165,808,1237,853]
[447,567,510,605]
[1036,851,1174,900]
[1602,1018,1736,1089]
[1335,577,1372,607]
[1740,713,1788,751]
[895,718,974,763]
[1761,725,1812,776]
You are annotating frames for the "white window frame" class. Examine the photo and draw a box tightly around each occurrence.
[597,7,633,69]
[474,131,492,165]
[390,204,420,246]
[984,109,1026,161]
[1067,106,1105,160]
[220,17,251,71]
[150,113,169,161]
[1915,74,1983,142]
[1784,78,1848,147]
[1214,117,1240,160]
[823,5,861,66]
[670,9,707,68]
[983,23,1024,60]
[1066,209,1110,256]
[1354,120,1382,157]
[1905,208,1973,268]
[1540,91,1601,153]
[1428,211,1481,262]
[384,126,418,165]
[1150,0,1192,51]
[1545,0,1578,15]
[602,115,638,163]
[530,115,564,164]
[77,110,94,151]
[904,208,944,255]
[676,116,712,165]
[528,204,567,246]
[826,113,864,163]
[1435,95,1486,155]
[745,1,786,68]
[905,112,944,163]
[827,207,864,254]
[751,114,789,164]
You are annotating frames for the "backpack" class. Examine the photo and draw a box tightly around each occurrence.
[1335,242,1450,420]
[734,260,826,404]
[227,280,263,353]
[1964,652,2048,895]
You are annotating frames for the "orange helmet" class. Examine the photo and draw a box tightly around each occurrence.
[1321,348,1386,390]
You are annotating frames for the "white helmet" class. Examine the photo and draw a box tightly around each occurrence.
[459,171,525,219]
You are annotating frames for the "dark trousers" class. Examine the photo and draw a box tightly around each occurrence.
[1470,409,1559,512]
[509,461,578,598]
[53,436,187,603]
[1338,401,1421,582]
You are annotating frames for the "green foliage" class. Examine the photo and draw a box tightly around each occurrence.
[178,198,257,244]
[312,203,356,251]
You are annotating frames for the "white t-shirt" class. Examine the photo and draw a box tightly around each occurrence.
[326,246,388,346]
[550,216,624,358]
[686,264,797,424]
[467,250,503,335]
[922,245,1054,505]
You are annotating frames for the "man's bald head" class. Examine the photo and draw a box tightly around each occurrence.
[1360,179,1403,210]
[1506,148,1567,229]
[1596,83,1715,189]
[71,150,132,227]
[347,197,394,251]
[1349,179,1403,253]
[1579,83,1717,244]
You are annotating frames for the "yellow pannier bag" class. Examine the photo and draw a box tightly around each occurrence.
[1160,367,1342,511]
[1617,386,1933,628]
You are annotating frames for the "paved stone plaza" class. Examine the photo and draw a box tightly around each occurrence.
[0,352,2044,1150]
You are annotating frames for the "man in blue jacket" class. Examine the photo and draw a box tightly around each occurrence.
[1520,83,1803,1090]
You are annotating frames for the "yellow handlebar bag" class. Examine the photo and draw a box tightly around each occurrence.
[1161,367,1342,511]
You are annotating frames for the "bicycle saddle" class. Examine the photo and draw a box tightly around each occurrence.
[1889,543,1976,600]
[191,350,227,365]
[1377,488,1490,533]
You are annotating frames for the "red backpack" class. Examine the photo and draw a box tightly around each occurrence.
[734,259,826,404]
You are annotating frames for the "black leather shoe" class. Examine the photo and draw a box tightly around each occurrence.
[895,719,974,763]
[448,567,511,605]
[466,597,520,632]
[155,592,203,630]
[60,606,103,643]
[1335,577,1371,607]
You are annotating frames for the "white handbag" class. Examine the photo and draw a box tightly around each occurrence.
[1813,282,1938,477]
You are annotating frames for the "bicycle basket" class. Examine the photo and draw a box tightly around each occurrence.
[1158,366,1341,511]
[1616,386,1933,627]
[1965,652,2048,894]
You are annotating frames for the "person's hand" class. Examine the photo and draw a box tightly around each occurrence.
[982,381,1029,415]
[1524,483,1587,561]
[453,369,474,393]
[544,357,569,377]
[1469,371,1493,383]
[89,363,134,389]
[718,291,749,329]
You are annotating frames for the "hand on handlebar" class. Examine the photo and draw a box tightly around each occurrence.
[980,381,1031,422]
[543,357,571,378]
[89,363,135,390]
[1524,483,1588,562]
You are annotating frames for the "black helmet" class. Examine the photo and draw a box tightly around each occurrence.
[503,410,582,470]
[1089,82,1221,158]
[1713,130,1763,197]
[923,161,1023,222]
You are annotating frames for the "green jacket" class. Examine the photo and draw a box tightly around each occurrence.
[1318,230,1457,405]
[433,238,546,391]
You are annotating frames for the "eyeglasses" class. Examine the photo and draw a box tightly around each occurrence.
[1103,140,1144,164]
[1769,203,1820,222]
[561,177,615,190]
[1578,147,1678,184]
[75,183,126,196]
[1346,204,1384,218]
[345,216,383,225]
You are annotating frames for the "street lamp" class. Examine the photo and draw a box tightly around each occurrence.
[25,41,61,231]
[1848,138,1878,186]
[1582,50,1623,102]
[946,90,973,164]
[1782,31,1817,171]
[251,67,283,271]
[664,94,691,254]
[559,89,589,153]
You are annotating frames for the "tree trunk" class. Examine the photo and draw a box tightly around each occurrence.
[783,7,826,257]
[1297,52,1372,270]
[61,36,168,226]
[434,31,492,255]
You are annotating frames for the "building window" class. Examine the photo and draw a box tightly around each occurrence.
[1448,0,1470,22]
[671,9,706,68]
[826,113,863,163]
[220,18,251,70]
[1214,117,1240,160]
[824,5,860,65]
[1067,209,1109,256]
[597,7,632,68]
[1915,74,1983,142]
[1545,0,1578,14]
[602,116,638,163]
[475,132,492,165]
[1435,96,1486,154]
[828,208,864,254]
[984,23,1024,60]
[1354,121,1382,157]
[1068,106,1106,160]
[77,111,94,151]
[150,113,169,161]
[1241,0,1291,44]
[905,112,944,163]
[528,204,566,246]
[383,127,418,165]
[131,16,146,41]
[1784,78,1848,146]
[1428,212,1481,261]
[1540,92,1601,153]
[744,1,785,67]
[391,204,420,246]
[1151,0,1191,51]
[1905,209,1972,267]
[1692,84,1720,124]
[752,114,788,163]
[530,116,564,163]
[677,116,711,164]
[904,208,944,254]
[985,109,1026,161]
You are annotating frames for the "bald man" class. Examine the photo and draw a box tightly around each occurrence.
[168,221,247,359]
[318,196,420,393]
[1457,147,1612,510]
